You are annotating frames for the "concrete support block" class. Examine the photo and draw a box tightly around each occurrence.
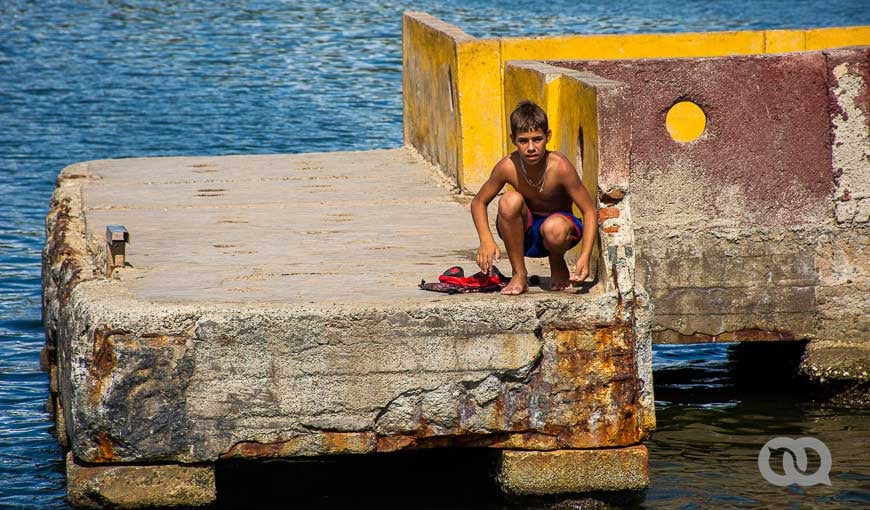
[495,446,648,495]
[801,339,870,383]
[66,452,215,509]
[801,339,870,406]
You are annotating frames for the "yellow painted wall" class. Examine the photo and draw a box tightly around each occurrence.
[402,12,870,192]
[402,13,467,182]
[455,39,503,191]
[402,13,503,190]
[764,29,807,53]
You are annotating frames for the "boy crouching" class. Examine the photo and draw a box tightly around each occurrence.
[471,100,597,295]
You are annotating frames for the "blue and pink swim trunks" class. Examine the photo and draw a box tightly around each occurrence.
[497,210,583,258]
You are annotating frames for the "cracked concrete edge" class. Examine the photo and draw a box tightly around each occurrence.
[631,285,656,434]
[598,186,655,434]
[42,162,102,298]
[61,308,644,463]
[42,162,103,448]
[62,276,620,336]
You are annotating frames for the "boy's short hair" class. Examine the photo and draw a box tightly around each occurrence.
[510,100,549,135]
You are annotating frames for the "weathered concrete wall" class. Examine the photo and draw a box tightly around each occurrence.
[548,48,869,388]
[402,13,502,189]
[54,294,646,464]
[803,47,870,385]
[559,53,833,227]
[401,12,870,192]
[402,13,465,182]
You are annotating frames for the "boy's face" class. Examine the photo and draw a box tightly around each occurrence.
[511,129,551,166]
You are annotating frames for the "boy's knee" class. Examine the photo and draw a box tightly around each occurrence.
[497,191,525,217]
[541,217,572,248]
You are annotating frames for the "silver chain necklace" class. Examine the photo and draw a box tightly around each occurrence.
[519,152,548,192]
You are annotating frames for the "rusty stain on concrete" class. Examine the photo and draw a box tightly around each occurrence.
[365,326,643,451]
[94,432,117,463]
[220,434,380,459]
[90,328,118,381]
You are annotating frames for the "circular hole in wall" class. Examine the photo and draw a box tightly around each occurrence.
[666,101,706,143]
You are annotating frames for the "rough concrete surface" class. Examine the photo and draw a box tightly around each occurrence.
[66,452,215,509]
[42,148,652,504]
[496,446,649,495]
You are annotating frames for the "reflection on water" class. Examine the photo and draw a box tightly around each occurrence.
[649,403,870,509]
[2,0,870,507]
[650,343,870,509]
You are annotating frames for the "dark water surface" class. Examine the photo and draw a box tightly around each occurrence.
[2,1,869,508]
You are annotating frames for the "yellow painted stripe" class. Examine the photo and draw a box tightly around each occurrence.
[805,25,870,50]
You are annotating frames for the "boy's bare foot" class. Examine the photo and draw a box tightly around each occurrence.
[548,256,571,291]
[501,275,529,295]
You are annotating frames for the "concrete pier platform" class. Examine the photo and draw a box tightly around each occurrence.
[61,148,560,304]
[42,148,654,508]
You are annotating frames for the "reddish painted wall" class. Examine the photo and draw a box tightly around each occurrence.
[554,53,834,227]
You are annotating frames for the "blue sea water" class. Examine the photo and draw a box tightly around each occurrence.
[1,1,869,508]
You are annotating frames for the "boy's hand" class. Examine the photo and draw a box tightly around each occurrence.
[476,240,500,274]
[570,257,590,283]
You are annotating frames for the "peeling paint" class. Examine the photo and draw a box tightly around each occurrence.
[827,50,870,225]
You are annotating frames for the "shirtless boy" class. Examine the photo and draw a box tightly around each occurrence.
[471,100,597,295]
